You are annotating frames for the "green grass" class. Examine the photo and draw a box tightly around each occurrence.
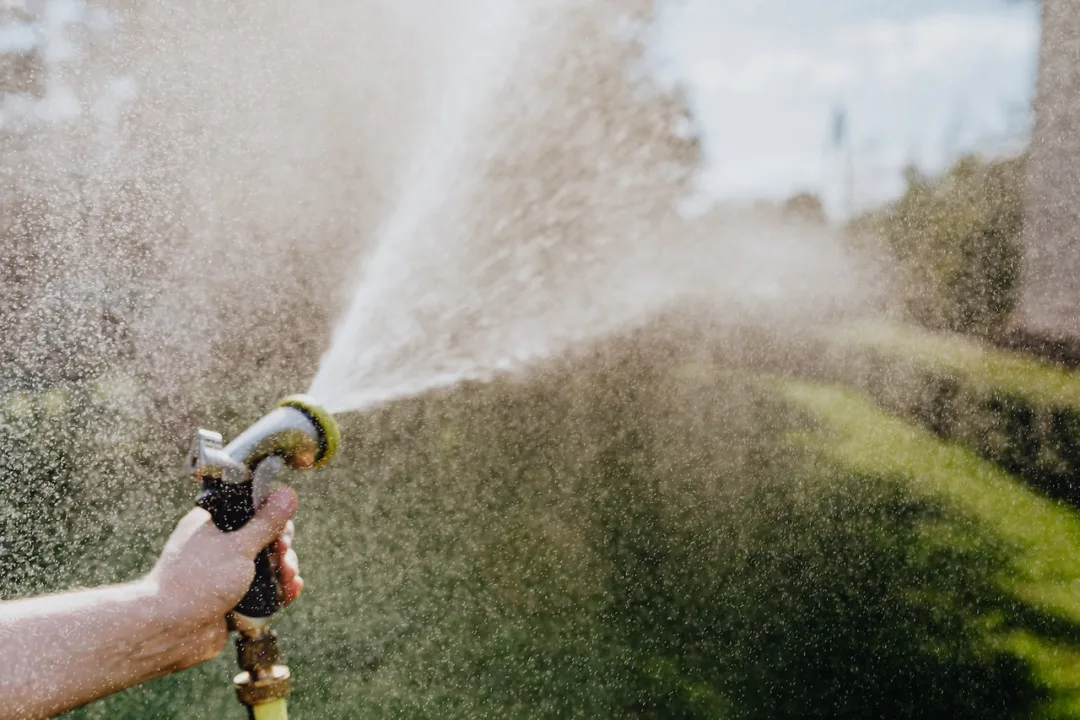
[827,321,1080,409]
[818,322,1080,503]
[5,337,1078,718]
[781,380,1080,717]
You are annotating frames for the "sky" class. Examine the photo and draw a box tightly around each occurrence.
[1,0,1042,218]
[654,0,1041,217]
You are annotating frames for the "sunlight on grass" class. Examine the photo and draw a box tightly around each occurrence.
[827,322,1080,409]
[781,380,1080,717]
[781,380,1080,620]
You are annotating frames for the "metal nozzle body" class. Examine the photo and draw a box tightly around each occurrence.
[189,395,338,486]
[225,405,318,471]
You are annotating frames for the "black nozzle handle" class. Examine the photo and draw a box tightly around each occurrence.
[196,477,280,619]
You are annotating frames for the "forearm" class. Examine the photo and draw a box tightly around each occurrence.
[0,578,218,720]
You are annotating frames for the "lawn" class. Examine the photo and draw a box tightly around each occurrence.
[782,380,1080,718]
[826,322,1080,409]
[2,335,1078,718]
[819,322,1080,503]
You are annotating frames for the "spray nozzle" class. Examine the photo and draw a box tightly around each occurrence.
[186,394,339,615]
[275,394,340,468]
[188,394,339,483]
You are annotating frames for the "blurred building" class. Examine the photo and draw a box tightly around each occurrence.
[1016,0,1080,341]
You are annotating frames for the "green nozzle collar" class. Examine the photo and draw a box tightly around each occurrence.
[278,394,340,467]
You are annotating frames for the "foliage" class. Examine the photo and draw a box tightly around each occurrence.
[0,329,1054,718]
[0,381,172,600]
[781,192,827,225]
[0,179,154,392]
[0,391,81,596]
[848,155,1025,337]
[823,322,1080,506]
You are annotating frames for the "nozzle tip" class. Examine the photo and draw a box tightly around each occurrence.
[277,394,340,467]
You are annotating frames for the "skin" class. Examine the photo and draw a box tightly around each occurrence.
[0,488,303,720]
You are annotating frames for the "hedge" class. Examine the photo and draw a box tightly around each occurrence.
[815,322,1080,505]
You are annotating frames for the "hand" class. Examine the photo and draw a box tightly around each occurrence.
[0,489,303,719]
[145,489,303,669]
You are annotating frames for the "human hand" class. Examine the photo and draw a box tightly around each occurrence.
[144,489,303,668]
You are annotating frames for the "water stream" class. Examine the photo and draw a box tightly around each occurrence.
[307,2,867,414]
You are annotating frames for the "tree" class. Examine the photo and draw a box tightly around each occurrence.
[849,154,1025,336]
[783,192,827,225]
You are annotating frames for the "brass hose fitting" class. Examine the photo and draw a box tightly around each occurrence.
[234,629,292,713]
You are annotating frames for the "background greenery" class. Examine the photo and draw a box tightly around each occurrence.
[4,321,1080,719]
[847,154,1026,337]
[6,148,1080,719]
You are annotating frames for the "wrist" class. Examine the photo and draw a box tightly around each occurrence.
[131,576,226,673]
[139,567,215,634]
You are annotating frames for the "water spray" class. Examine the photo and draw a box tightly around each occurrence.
[187,394,340,719]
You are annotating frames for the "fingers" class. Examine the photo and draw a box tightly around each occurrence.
[283,548,300,583]
[231,488,298,557]
[281,576,304,606]
[271,523,303,606]
[271,520,296,571]
[271,542,296,575]
[280,520,294,546]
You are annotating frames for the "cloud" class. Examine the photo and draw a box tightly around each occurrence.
[690,52,855,97]
[842,13,1038,86]
[0,21,36,53]
[654,2,1039,215]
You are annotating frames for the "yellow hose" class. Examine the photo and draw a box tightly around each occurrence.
[251,699,288,720]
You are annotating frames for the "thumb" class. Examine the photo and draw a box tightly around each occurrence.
[232,488,298,557]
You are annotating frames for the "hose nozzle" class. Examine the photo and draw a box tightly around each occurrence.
[188,394,340,483]
[187,394,338,611]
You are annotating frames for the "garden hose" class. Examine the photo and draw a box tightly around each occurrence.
[252,698,289,720]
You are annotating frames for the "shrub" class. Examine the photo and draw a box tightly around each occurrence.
[820,322,1080,505]
[849,155,1025,337]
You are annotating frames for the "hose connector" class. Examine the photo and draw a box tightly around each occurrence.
[234,628,291,715]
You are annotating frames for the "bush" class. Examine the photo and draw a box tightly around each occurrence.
[849,155,1025,337]
[782,192,827,225]
[0,379,173,600]
[818,322,1080,506]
